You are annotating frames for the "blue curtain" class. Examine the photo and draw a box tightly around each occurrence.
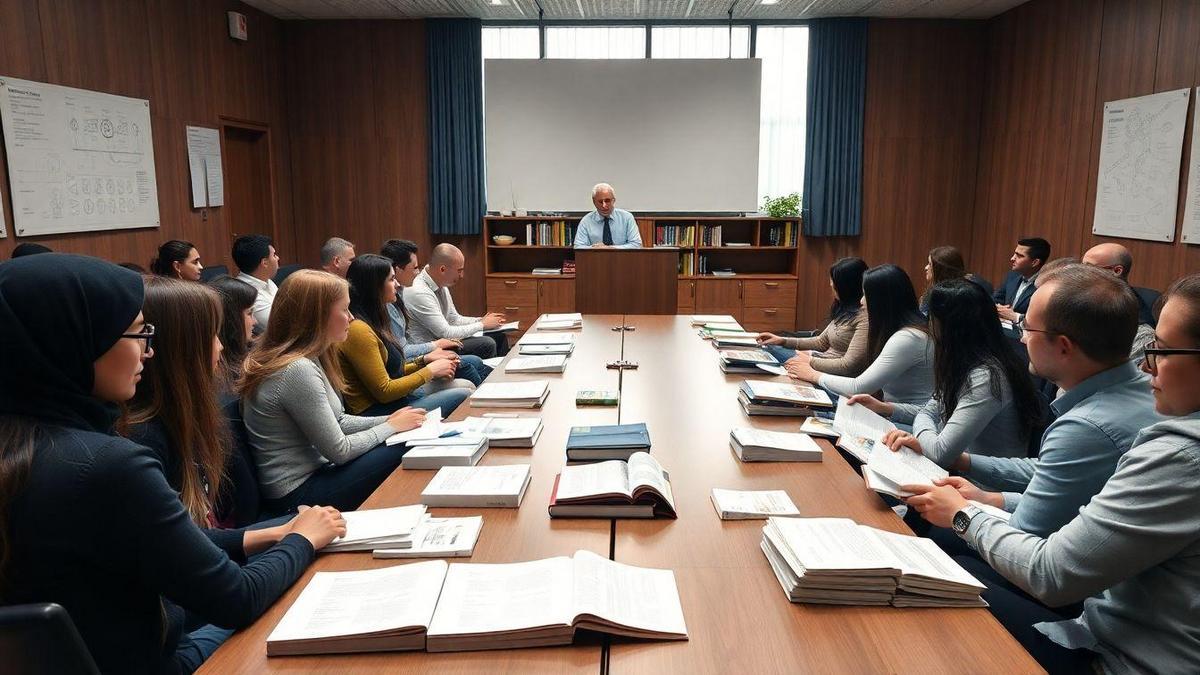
[802,18,867,237]
[427,19,485,235]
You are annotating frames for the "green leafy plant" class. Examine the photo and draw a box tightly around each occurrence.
[761,192,801,218]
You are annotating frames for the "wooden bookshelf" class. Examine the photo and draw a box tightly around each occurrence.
[483,216,802,332]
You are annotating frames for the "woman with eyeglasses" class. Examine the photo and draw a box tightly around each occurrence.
[0,254,345,674]
[900,272,1200,674]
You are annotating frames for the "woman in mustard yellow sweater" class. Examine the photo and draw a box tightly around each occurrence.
[338,255,472,417]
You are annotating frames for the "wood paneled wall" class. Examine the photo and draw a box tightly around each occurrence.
[281,20,485,314]
[0,0,295,270]
[795,19,985,327]
[971,0,1200,292]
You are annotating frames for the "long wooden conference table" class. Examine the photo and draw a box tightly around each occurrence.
[201,315,1042,674]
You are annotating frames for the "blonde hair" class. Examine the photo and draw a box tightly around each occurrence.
[238,270,350,397]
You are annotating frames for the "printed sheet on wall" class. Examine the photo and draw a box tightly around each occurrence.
[0,76,159,237]
[1092,88,1190,243]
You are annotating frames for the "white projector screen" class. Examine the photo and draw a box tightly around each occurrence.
[485,59,761,213]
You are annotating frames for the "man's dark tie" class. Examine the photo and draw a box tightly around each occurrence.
[602,216,613,246]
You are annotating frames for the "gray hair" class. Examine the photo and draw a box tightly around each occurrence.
[591,182,614,198]
[320,237,354,266]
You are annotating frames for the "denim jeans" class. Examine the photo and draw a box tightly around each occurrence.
[360,386,471,418]
[261,443,407,514]
[175,624,235,674]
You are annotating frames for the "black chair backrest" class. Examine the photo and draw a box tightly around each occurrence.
[274,263,304,286]
[219,397,262,527]
[199,264,229,282]
[1133,286,1161,327]
[0,603,99,675]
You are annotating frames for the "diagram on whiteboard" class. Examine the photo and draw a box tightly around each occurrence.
[0,76,159,237]
[1093,88,1189,242]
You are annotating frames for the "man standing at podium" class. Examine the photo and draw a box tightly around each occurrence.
[573,183,643,248]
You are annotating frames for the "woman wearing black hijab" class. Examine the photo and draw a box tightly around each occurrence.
[0,254,345,674]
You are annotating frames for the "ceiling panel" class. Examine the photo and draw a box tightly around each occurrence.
[239,0,1029,20]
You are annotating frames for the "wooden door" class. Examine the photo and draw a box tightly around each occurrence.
[538,278,576,314]
[221,121,275,246]
[694,279,742,322]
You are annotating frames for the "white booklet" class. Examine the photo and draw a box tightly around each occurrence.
[710,488,800,520]
[374,515,483,559]
[322,504,427,553]
[471,321,520,337]
[518,333,576,346]
[519,343,575,355]
[401,437,489,470]
[444,416,543,447]
[540,312,582,322]
[505,354,569,373]
[690,314,738,326]
[831,397,897,463]
[421,464,532,508]
[470,380,550,407]
[385,408,445,446]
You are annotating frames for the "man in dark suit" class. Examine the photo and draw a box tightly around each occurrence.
[1082,242,1160,326]
[994,237,1051,324]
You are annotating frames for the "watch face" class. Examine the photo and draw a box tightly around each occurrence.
[953,510,972,533]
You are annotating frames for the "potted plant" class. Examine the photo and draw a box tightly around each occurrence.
[761,192,801,218]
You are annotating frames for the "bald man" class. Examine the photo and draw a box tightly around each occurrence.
[573,183,642,248]
[1082,242,1160,327]
[403,243,507,359]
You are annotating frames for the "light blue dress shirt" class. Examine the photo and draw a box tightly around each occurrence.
[966,360,1163,537]
[573,208,642,248]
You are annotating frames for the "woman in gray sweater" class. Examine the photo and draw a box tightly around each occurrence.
[239,270,426,515]
[904,273,1200,675]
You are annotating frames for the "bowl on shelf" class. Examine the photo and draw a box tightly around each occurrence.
[492,235,516,246]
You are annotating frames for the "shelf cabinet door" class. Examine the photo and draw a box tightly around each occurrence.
[677,280,696,314]
[537,278,575,314]
[694,279,742,322]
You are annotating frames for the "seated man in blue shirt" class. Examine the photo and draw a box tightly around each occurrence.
[573,183,642,249]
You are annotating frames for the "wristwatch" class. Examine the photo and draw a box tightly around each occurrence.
[952,504,983,536]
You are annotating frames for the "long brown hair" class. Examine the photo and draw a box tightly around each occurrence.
[238,270,349,397]
[927,246,968,286]
[122,277,228,526]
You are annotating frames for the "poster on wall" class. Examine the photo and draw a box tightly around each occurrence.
[0,76,159,237]
[1092,88,1190,243]
[1181,87,1200,245]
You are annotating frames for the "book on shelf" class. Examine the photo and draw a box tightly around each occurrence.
[549,451,676,518]
[420,464,532,508]
[266,550,687,655]
[655,224,695,247]
[730,427,824,462]
[711,269,736,277]
[710,488,800,520]
[763,221,798,247]
[531,267,562,275]
[725,242,752,247]
[760,517,986,608]
[469,380,550,408]
[829,397,897,463]
[517,332,576,346]
[566,422,651,462]
[678,250,694,275]
[321,504,428,553]
[519,342,575,355]
[401,436,490,470]
[562,259,576,274]
[505,354,568,373]
[443,416,544,448]
[373,515,483,559]
[701,224,723,246]
[576,388,619,406]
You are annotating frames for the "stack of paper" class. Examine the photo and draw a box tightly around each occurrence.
[710,488,800,520]
[469,380,550,408]
[519,342,575,356]
[401,435,490,470]
[374,515,483,559]
[738,380,833,416]
[566,422,651,462]
[711,331,764,348]
[322,504,427,553]
[443,416,544,447]
[689,314,738,326]
[729,427,824,462]
[421,464,532,508]
[536,313,583,331]
[760,517,986,607]
[505,354,569,373]
[518,333,576,347]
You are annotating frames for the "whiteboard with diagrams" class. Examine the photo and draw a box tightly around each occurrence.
[1093,88,1190,242]
[1181,87,1200,245]
[0,76,159,236]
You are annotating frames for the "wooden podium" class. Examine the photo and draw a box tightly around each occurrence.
[575,248,678,314]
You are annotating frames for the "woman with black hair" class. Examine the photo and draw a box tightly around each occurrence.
[851,278,1041,468]
[787,264,934,407]
[338,254,472,416]
[0,254,344,673]
[207,274,258,391]
[150,239,204,281]
[758,256,871,377]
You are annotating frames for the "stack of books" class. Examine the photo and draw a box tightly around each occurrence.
[374,515,483,559]
[700,224,723,246]
[420,464,532,508]
[518,338,575,355]
[322,504,428,553]
[718,348,780,374]
[710,488,801,520]
[549,451,676,518]
[531,267,562,275]
[763,221,798,246]
[729,427,824,462]
[525,220,576,246]
[444,416,544,447]
[266,550,688,655]
[401,435,490,470]
[566,422,650,462]
[689,314,739,326]
[505,354,569,373]
[737,380,833,417]
[562,259,576,275]
[536,313,583,331]
[655,224,696,246]
[469,380,550,408]
[708,330,762,348]
[761,517,986,608]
